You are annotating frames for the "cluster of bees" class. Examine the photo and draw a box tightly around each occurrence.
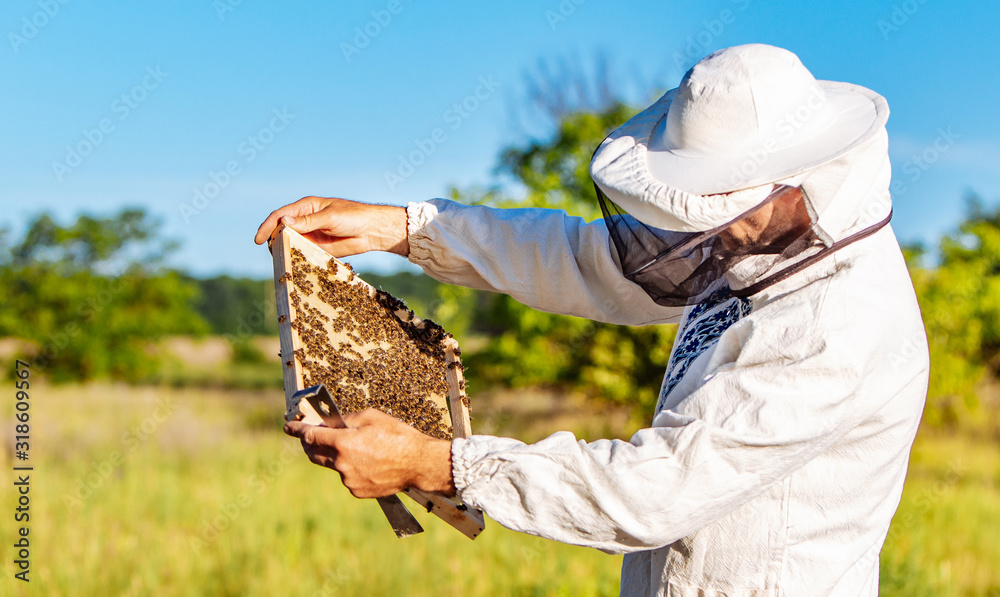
[285,248,455,440]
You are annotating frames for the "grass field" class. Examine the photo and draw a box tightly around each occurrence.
[1,383,998,596]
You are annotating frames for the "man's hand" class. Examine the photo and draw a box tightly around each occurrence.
[254,196,409,258]
[283,408,456,498]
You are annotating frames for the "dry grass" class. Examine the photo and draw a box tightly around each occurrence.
[1,383,996,596]
[0,383,623,596]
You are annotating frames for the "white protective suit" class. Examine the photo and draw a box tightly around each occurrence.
[404,132,929,596]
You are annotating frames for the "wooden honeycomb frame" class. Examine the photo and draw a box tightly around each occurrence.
[270,226,483,539]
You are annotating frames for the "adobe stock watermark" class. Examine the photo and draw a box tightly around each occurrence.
[213,0,245,21]
[672,0,752,72]
[520,544,547,564]
[725,85,829,190]
[888,329,929,371]
[189,441,299,551]
[890,127,960,198]
[309,570,351,596]
[31,266,134,374]
[340,0,409,63]
[384,75,501,191]
[7,0,73,54]
[878,0,932,40]
[51,66,169,182]
[61,396,175,508]
[886,457,964,542]
[178,107,295,223]
[545,0,588,30]
[222,297,275,355]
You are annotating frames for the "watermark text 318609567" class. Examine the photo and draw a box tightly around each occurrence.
[13,359,33,582]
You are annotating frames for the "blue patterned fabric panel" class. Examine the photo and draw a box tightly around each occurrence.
[656,294,753,412]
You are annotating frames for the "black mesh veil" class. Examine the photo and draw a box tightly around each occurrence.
[597,183,892,307]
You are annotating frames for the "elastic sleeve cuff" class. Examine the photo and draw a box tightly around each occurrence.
[450,437,479,494]
[405,201,439,265]
[451,435,526,504]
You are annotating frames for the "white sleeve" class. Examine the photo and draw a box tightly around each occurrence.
[449,264,929,554]
[406,199,682,325]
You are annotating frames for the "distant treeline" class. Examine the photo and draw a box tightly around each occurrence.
[0,206,450,383]
[185,271,443,337]
[3,103,998,432]
[187,275,277,337]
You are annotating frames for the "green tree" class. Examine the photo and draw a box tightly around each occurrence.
[436,104,679,417]
[189,275,278,337]
[362,270,444,317]
[0,208,208,382]
[908,194,1000,427]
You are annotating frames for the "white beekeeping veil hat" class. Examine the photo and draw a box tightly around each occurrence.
[590,44,893,306]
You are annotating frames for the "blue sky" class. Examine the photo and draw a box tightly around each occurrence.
[3,0,998,277]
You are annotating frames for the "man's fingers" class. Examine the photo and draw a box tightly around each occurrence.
[283,421,341,446]
[255,196,398,258]
[285,421,343,470]
[282,211,321,235]
[255,207,295,245]
[253,197,322,245]
[282,420,307,437]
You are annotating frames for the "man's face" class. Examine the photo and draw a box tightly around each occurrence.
[719,187,810,252]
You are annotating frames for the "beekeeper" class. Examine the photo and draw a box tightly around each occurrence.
[257,44,929,596]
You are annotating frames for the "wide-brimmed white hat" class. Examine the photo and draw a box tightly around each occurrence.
[590,44,889,232]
